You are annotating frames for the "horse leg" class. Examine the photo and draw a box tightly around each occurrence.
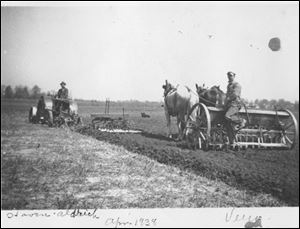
[176,117,182,140]
[165,110,172,138]
[181,117,186,140]
[177,114,186,141]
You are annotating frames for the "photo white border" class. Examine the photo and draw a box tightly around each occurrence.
[1,1,299,228]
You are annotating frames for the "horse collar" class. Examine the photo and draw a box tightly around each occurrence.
[164,87,176,97]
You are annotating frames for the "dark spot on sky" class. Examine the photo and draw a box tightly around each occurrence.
[268,37,281,51]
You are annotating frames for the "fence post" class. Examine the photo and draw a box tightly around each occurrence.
[108,98,110,114]
[104,98,110,114]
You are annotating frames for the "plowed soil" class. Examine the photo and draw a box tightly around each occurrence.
[77,116,299,206]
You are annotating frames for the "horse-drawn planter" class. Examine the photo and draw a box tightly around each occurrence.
[29,96,82,128]
[185,102,298,150]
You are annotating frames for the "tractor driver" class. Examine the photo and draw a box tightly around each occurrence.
[57,81,69,99]
[55,81,69,112]
[224,71,246,142]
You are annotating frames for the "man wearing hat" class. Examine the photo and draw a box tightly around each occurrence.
[224,71,246,143]
[57,81,68,99]
[56,81,69,112]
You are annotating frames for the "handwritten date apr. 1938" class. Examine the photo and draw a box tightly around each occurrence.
[105,217,157,228]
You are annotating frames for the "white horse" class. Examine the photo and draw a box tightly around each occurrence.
[162,80,198,140]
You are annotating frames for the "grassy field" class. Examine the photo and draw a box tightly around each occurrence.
[1,98,298,209]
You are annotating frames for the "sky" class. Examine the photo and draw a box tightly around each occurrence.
[1,2,299,102]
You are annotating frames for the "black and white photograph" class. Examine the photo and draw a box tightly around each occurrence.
[1,1,299,228]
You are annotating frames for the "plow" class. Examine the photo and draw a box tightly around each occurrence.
[185,103,298,150]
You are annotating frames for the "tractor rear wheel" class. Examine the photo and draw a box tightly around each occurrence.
[29,107,37,123]
[47,110,54,127]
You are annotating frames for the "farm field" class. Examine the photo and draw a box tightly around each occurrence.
[1,98,299,209]
[78,102,299,206]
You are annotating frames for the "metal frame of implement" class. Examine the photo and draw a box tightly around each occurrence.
[186,103,299,150]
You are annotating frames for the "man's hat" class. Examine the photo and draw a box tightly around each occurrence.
[60,81,66,86]
[227,71,236,77]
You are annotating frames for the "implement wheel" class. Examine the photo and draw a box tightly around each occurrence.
[47,110,54,127]
[277,109,299,149]
[186,103,211,150]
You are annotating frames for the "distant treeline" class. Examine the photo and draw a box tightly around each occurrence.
[1,84,298,112]
[240,98,298,112]
[1,85,55,99]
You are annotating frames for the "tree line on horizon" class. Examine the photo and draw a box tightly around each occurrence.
[1,84,299,112]
[1,84,56,100]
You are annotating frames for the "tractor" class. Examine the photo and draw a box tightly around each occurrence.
[29,95,82,127]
